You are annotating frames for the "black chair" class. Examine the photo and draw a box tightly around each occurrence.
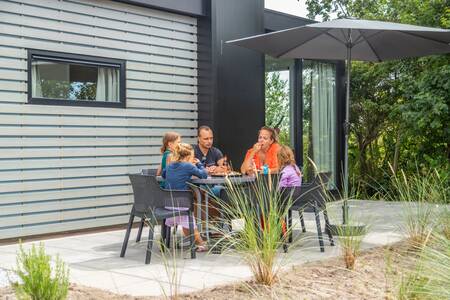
[135,169,158,242]
[120,173,196,264]
[283,172,334,252]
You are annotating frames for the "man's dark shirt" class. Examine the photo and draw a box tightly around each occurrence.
[193,144,223,167]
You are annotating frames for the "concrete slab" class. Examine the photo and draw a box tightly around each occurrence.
[0,200,409,296]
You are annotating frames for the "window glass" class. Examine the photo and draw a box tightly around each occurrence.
[28,51,124,107]
[302,60,337,188]
[31,60,120,102]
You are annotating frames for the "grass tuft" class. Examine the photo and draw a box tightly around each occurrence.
[211,174,293,286]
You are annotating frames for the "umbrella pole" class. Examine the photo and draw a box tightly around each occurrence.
[343,42,351,224]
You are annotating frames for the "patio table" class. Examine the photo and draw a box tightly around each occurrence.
[156,175,255,242]
[191,175,255,242]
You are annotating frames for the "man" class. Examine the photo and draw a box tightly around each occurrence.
[193,125,228,174]
[192,126,228,231]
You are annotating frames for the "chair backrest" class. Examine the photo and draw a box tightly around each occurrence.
[141,169,158,176]
[314,172,331,186]
[128,174,194,214]
[129,174,164,214]
[283,172,331,209]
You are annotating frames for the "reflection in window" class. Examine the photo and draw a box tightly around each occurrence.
[265,56,294,146]
[303,61,337,187]
[29,51,124,107]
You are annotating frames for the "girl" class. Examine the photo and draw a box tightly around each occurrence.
[157,132,181,177]
[277,145,302,188]
[277,145,302,241]
[162,143,208,251]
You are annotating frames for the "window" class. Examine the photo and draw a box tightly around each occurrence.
[28,50,125,108]
[302,60,337,188]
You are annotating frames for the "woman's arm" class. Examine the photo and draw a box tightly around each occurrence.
[191,163,208,179]
[269,166,279,174]
[240,144,261,174]
[240,155,255,174]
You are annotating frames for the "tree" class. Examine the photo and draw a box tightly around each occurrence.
[305,0,450,195]
[265,72,290,145]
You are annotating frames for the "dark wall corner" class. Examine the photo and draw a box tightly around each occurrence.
[211,0,265,166]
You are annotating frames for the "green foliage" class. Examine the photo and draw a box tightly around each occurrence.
[40,79,70,99]
[70,82,97,100]
[213,175,292,285]
[265,72,291,145]
[334,222,368,270]
[12,243,69,300]
[397,234,450,299]
[305,0,450,197]
[381,167,448,246]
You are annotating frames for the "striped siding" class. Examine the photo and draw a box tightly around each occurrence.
[0,0,198,239]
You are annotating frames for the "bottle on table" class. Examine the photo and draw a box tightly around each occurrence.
[262,164,269,175]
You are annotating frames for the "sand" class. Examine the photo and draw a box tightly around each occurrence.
[0,242,416,300]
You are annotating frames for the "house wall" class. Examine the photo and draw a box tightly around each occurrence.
[0,0,198,239]
[197,0,265,167]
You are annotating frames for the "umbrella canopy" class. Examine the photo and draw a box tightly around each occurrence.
[227,18,450,222]
[227,18,450,61]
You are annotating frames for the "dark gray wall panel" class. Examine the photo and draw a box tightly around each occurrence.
[264,9,315,32]
[205,0,265,166]
[112,0,207,16]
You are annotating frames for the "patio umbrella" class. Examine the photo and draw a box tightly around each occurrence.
[227,18,450,223]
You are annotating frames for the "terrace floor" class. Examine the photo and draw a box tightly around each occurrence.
[0,200,406,297]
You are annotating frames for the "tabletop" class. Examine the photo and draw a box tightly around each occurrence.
[156,175,255,185]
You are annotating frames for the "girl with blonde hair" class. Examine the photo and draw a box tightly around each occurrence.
[277,145,302,188]
[162,143,208,251]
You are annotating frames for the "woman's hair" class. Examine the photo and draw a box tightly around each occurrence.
[160,131,180,153]
[172,143,194,162]
[277,145,296,169]
[259,126,279,144]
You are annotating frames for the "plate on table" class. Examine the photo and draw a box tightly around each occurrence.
[211,171,242,177]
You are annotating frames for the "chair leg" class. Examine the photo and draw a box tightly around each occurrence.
[165,223,172,250]
[299,209,306,232]
[288,209,293,243]
[313,202,325,253]
[323,208,335,246]
[145,224,155,264]
[172,224,178,237]
[160,220,167,253]
[136,218,145,242]
[283,216,288,253]
[188,213,196,259]
[120,213,134,257]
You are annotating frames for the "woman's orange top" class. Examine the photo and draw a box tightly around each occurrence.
[244,143,280,171]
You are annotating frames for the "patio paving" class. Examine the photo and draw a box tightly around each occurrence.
[0,200,406,297]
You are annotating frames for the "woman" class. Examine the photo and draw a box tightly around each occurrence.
[240,126,280,175]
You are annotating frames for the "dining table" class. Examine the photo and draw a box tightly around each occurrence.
[157,175,255,242]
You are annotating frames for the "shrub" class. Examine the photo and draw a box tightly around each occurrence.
[397,233,450,299]
[382,167,448,247]
[212,174,292,286]
[12,243,69,300]
[333,214,369,270]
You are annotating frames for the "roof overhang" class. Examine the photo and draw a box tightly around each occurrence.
[112,0,207,17]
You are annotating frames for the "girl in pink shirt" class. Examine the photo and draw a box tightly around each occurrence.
[277,145,302,188]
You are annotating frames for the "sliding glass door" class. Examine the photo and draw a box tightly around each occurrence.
[264,57,338,189]
[302,60,337,187]
[265,56,294,146]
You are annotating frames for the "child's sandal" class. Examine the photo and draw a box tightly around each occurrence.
[196,243,208,252]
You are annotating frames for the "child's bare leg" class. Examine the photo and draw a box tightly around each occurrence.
[182,228,204,245]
